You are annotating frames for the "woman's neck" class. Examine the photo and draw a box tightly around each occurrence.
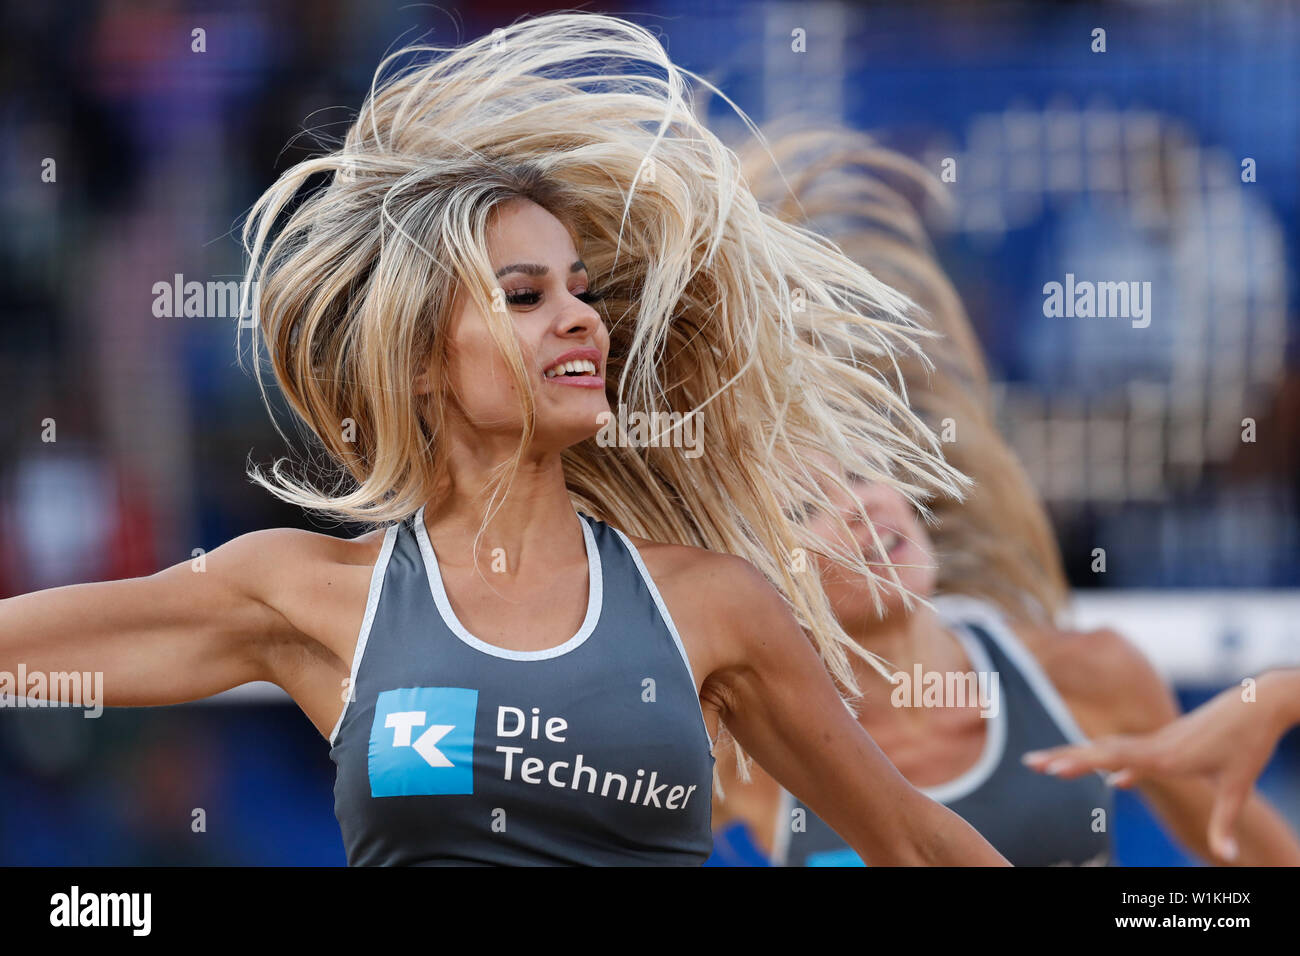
[420,435,583,573]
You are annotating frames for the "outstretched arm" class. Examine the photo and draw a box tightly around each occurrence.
[1028,629,1300,866]
[1025,665,1300,863]
[0,530,304,707]
[699,555,1008,866]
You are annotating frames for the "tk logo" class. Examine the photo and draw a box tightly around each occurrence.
[368,687,478,796]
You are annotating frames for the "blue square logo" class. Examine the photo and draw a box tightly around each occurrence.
[368,687,478,797]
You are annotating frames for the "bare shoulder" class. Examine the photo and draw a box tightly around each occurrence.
[622,533,750,579]
[216,524,387,567]
[175,524,387,738]
[620,534,778,616]
[1020,621,1178,736]
[619,534,786,677]
[207,525,389,652]
[206,525,384,596]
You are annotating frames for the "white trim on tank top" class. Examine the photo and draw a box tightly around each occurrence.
[769,613,1008,864]
[913,619,1008,804]
[931,593,1090,745]
[413,504,604,662]
[329,523,400,747]
[611,528,717,756]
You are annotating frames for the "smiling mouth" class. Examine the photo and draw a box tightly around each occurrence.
[544,358,599,379]
[865,528,906,561]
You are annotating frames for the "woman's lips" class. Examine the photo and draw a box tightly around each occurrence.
[863,527,909,562]
[542,349,604,388]
[544,373,605,388]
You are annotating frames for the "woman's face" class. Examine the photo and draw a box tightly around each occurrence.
[434,198,611,453]
[806,476,938,626]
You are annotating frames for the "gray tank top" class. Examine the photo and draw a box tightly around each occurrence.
[773,596,1112,866]
[329,506,716,865]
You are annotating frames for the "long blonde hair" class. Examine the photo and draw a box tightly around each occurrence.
[237,13,968,714]
[735,122,1069,625]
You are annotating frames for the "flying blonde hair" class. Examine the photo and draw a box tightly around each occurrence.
[733,121,1070,626]
[237,13,969,728]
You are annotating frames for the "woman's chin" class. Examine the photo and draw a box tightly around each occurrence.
[532,419,611,453]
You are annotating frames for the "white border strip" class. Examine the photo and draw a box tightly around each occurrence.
[915,620,1009,803]
[1067,590,1300,684]
[328,523,399,746]
[612,528,716,755]
[412,505,603,661]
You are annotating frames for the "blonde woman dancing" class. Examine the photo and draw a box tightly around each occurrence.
[0,15,1006,866]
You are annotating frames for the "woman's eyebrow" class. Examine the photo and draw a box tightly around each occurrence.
[494,260,587,278]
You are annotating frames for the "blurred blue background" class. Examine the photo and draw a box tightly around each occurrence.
[1,0,1297,864]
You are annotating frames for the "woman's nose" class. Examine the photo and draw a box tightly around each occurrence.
[555,299,603,337]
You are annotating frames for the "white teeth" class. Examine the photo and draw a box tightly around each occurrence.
[545,358,597,378]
